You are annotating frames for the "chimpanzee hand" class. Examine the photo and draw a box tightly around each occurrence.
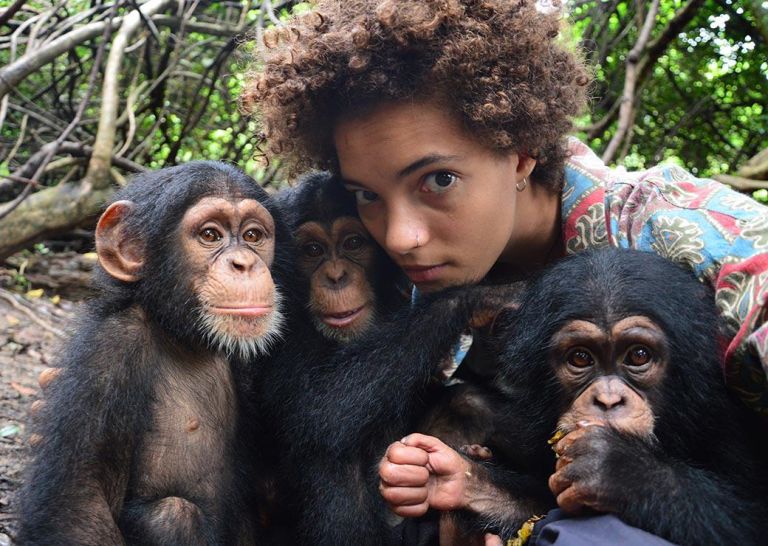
[28,366,62,447]
[548,423,654,515]
[467,283,524,330]
[378,433,474,517]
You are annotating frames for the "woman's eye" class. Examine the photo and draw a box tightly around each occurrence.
[353,189,379,205]
[422,172,458,193]
[200,228,222,243]
[625,345,652,367]
[302,242,324,258]
[343,234,366,251]
[243,229,264,244]
[566,348,594,368]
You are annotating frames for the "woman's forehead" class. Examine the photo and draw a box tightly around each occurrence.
[333,101,485,180]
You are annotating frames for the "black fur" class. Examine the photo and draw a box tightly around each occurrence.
[458,249,768,543]
[18,161,298,545]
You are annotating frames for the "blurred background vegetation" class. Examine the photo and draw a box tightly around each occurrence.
[0,0,766,260]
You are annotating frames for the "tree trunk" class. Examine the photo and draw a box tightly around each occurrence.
[0,181,114,260]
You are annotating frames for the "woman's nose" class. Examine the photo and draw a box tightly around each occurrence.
[383,206,429,255]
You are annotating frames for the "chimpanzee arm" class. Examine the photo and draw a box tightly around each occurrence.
[550,426,768,546]
[293,286,500,455]
[18,311,152,545]
[451,461,554,538]
[267,287,512,545]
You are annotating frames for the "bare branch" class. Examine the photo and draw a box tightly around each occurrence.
[0,0,26,27]
[84,0,174,190]
[0,16,125,101]
[715,173,768,191]
[601,0,660,164]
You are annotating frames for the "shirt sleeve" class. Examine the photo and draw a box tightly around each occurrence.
[606,164,768,414]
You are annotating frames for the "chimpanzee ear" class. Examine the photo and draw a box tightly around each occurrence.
[95,200,145,283]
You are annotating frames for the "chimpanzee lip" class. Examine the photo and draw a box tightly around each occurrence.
[321,305,366,327]
[210,305,273,318]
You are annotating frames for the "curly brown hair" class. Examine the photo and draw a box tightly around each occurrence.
[242,0,590,189]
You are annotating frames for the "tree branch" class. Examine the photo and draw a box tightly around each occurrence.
[84,0,174,191]
[601,0,660,163]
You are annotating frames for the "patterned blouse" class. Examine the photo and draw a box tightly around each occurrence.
[563,139,768,415]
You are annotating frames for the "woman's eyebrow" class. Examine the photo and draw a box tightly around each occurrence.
[397,154,460,178]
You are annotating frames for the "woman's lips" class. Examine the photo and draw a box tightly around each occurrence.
[322,305,366,328]
[402,264,447,284]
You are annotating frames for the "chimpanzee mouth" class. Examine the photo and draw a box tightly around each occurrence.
[321,305,366,328]
[197,291,285,360]
[210,305,273,318]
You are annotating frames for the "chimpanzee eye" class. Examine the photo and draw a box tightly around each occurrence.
[343,234,365,251]
[199,228,222,243]
[566,348,594,368]
[243,229,264,244]
[302,242,324,258]
[422,172,458,193]
[625,345,652,367]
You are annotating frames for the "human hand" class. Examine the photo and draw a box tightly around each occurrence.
[378,433,474,517]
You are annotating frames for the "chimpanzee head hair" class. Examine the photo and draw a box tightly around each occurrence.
[494,249,733,459]
[94,161,298,358]
[277,171,358,228]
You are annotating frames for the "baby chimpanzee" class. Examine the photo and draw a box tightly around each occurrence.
[19,162,295,545]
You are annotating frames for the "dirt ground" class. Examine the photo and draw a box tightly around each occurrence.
[0,247,94,543]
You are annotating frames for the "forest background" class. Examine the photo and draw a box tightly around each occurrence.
[0,0,766,260]
[0,0,765,540]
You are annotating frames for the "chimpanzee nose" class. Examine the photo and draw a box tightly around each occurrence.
[592,390,625,412]
[325,262,349,288]
[228,250,257,273]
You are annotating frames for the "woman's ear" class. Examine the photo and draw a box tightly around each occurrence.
[515,153,537,181]
[95,201,144,282]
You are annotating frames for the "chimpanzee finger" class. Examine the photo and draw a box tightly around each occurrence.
[553,428,588,457]
[379,461,430,487]
[554,422,603,457]
[554,454,572,472]
[555,485,588,515]
[460,444,493,461]
[548,468,572,497]
[379,484,429,507]
[38,367,62,390]
[30,399,44,417]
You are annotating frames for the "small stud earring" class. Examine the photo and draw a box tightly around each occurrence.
[515,176,528,192]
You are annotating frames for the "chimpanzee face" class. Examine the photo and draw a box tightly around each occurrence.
[551,315,669,437]
[178,196,283,358]
[295,216,377,342]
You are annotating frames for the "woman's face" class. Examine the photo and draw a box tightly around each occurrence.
[334,101,534,293]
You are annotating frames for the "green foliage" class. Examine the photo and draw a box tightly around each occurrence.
[574,0,767,177]
[1,0,764,192]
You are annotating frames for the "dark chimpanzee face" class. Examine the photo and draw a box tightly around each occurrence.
[551,315,669,437]
[176,196,283,358]
[295,216,377,342]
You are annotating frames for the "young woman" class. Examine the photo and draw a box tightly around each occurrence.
[244,0,768,542]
